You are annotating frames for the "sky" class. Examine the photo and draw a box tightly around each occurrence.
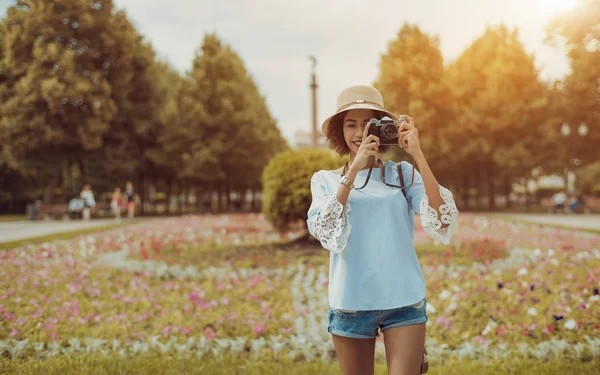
[0,0,576,146]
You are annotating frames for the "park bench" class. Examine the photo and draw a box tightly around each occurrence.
[37,203,69,219]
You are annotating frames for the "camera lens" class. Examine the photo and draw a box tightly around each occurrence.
[382,124,398,139]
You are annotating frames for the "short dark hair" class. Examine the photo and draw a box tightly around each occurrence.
[324,111,392,156]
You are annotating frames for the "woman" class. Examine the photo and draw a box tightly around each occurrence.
[111,188,122,221]
[307,85,459,375]
[124,182,137,219]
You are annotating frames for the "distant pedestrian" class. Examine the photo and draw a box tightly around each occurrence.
[124,182,137,219]
[551,190,567,213]
[80,184,96,221]
[111,188,122,221]
[568,192,585,214]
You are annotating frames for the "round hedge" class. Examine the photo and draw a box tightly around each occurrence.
[261,149,346,233]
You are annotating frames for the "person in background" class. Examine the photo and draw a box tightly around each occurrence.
[80,184,96,221]
[551,190,567,213]
[568,191,585,214]
[111,187,122,221]
[124,182,137,219]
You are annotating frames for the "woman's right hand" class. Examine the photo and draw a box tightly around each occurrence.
[349,123,380,174]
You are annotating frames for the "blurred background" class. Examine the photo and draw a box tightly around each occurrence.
[0,0,598,219]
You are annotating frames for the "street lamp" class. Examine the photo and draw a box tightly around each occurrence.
[561,122,589,194]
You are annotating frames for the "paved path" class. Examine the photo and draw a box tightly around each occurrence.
[1,213,598,244]
[0,219,136,243]
[483,213,600,231]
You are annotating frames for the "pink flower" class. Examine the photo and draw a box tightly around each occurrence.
[219,297,230,306]
[254,324,265,334]
[204,327,216,340]
[474,336,486,344]
[9,329,18,337]
[3,312,14,320]
[497,325,506,336]
[280,327,292,334]
[161,325,172,336]
[50,332,59,341]
[182,327,191,335]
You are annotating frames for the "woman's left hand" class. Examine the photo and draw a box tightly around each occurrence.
[397,115,422,156]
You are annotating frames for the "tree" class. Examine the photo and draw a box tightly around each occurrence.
[178,33,287,211]
[0,0,138,203]
[546,0,600,166]
[445,25,547,210]
[374,24,453,179]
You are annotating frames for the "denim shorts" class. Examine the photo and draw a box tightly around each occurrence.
[327,299,428,339]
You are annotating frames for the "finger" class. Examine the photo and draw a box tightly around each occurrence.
[400,131,414,147]
[362,123,371,142]
[363,134,380,146]
[362,142,379,152]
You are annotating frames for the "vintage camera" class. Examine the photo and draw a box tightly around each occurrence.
[367,116,405,145]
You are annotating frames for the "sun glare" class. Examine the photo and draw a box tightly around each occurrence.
[543,0,578,12]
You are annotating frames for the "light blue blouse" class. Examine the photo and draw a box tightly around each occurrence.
[306,160,459,311]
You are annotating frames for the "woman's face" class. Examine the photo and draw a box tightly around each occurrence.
[343,109,376,155]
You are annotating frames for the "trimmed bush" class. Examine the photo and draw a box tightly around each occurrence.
[261,149,346,233]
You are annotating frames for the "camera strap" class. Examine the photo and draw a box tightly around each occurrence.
[398,163,411,212]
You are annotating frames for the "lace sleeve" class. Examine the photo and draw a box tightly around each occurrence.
[306,172,351,253]
[419,185,459,245]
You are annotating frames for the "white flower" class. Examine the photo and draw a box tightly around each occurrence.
[564,319,577,330]
[590,295,600,302]
[439,290,451,300]
[548,249,555,256]
[533,248,542,257]
[517,268,528,276]
[527,307,538,316]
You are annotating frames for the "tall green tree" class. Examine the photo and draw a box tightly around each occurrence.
[546,0,600,165]
[374,23,453,179]
[446,25,547,209]
[178,33,287,210]
[0,0,137,203]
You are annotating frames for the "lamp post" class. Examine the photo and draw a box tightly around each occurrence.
[308,56,318,149]
[561,122,589,194]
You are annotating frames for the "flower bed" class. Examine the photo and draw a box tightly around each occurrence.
[0,213,599,365]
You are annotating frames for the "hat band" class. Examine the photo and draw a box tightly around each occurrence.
[336,100,385,112]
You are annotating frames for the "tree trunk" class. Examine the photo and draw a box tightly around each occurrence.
[462,174,469,211]
[488,163,495,211]
[225,180,231,212]
[167,181,173,215]
[139,173,145,215]
[43,172,61,204]
[504,175,511,209]
[476,167,482,211]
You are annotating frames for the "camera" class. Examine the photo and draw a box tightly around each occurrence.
[367,116,405,145]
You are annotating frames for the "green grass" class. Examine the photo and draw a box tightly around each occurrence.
[1,354,598,375]
[0,221,139,250]
[0,215,26,222]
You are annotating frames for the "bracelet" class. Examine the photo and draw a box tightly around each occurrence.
[340,176,355,190]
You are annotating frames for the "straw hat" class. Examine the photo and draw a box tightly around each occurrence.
[321,85,397,134]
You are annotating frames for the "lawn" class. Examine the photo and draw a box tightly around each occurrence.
[0,213,598,374]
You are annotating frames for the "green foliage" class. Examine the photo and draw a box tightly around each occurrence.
[546,0,600,166]
[261,149,345,233]
[576,161,600,195]
[374,23,452,176]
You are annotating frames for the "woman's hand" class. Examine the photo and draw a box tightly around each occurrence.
[397,115,422,157]
[349,123,380,174]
